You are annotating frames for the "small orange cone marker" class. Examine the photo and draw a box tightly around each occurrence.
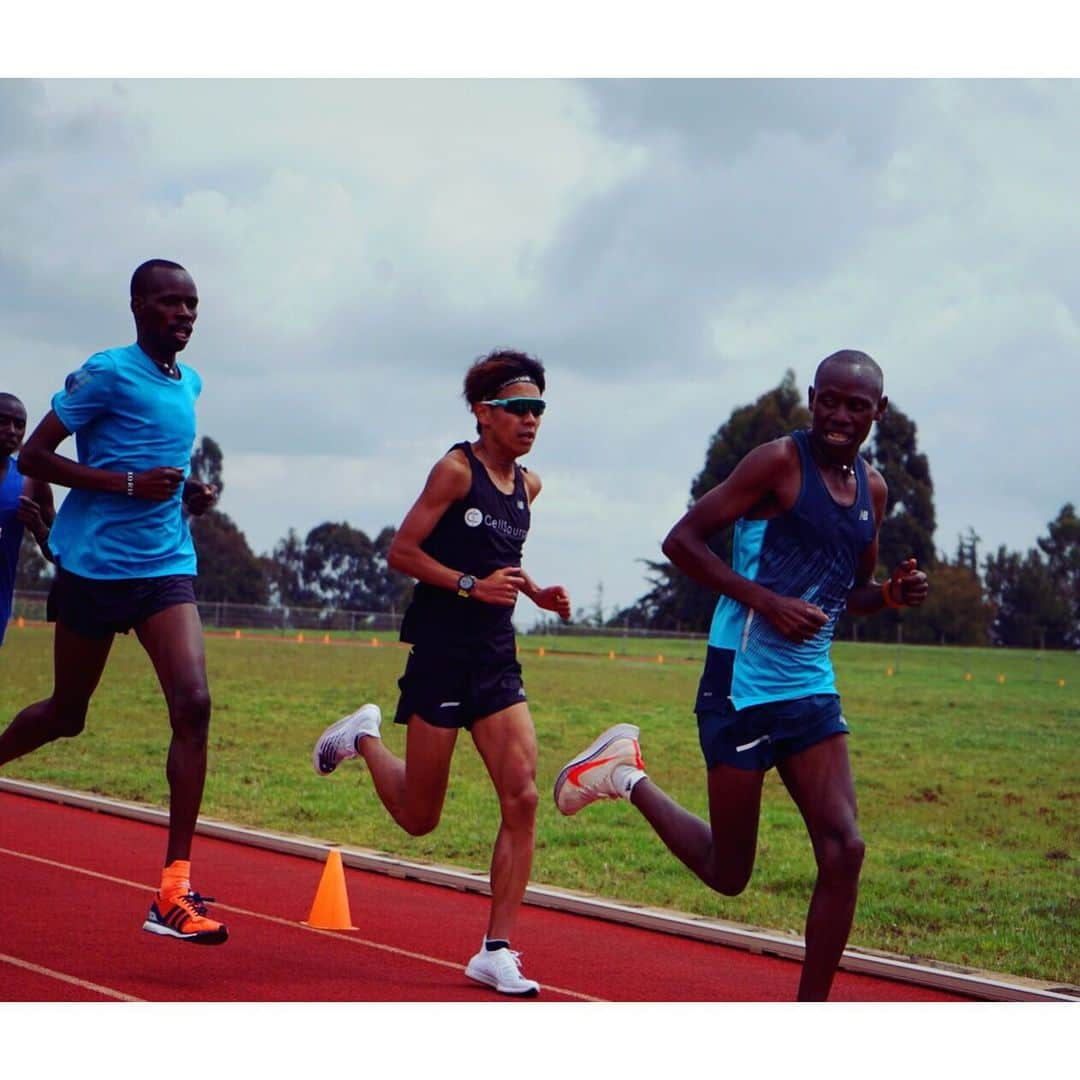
[303,848,357,930]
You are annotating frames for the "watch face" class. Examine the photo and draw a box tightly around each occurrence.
[458,574,475,591]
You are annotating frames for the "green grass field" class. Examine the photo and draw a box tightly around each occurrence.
[1,625,1077,986]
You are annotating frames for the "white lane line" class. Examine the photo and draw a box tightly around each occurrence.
[0,846,602,1002]
[0,952,143,1002]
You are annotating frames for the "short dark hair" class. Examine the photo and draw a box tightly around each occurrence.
[815,349,884,398]
[462,349,546,405]
[130,259,187,298]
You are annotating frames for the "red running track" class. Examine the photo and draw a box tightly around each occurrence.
[0,790,971,1003]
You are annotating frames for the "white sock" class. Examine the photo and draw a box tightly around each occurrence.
[611,764,647,799]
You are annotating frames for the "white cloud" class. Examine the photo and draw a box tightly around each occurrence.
[4,77,1079,622]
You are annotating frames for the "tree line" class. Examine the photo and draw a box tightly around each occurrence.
[15,392,1078,648]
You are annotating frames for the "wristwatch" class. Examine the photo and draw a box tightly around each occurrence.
[456,574,476,598]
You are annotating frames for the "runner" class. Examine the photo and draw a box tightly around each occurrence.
[0,393,54,646]
[0,260,227,944]
[554,349,929,1000]
[313,348,571,996]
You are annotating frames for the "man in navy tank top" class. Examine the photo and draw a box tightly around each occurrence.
[0,393,54,646]
[1,262,228,946]
[554,350,929,1001]
[313,349,572,996]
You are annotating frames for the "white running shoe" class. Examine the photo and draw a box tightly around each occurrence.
[553,723,644,816]
[465,944,540,997]
[312,703,382,775]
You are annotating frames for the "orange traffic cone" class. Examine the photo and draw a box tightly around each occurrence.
[303,848,356,930]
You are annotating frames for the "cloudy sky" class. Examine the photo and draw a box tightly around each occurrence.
[3,73,1077,623]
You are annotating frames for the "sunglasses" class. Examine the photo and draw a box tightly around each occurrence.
[480,397,547,417]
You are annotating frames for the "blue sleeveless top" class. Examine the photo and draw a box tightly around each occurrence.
[0,455,26,644]
[399,442,531,660]
[706,430,876,708]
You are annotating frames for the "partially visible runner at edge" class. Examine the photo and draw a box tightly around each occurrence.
[0,392,55,646]
[312,348,572,996]
[553,349,929,1001]
[0,260,227,945]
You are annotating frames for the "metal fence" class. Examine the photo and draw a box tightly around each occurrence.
[10,589,707,640]
[11,590,403,635]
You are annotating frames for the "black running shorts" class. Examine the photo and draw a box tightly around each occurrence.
[393,646,527,731]
[48,568,197,640]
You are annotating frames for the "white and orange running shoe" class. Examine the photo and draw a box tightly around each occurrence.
[553,723,644,816]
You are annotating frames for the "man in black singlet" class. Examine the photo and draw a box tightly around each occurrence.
[312,349,571,997]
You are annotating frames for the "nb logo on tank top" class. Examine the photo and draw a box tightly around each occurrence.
[859,510,869,521]
[464,508,483,527]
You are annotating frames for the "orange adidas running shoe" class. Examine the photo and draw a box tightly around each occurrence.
[143,889,229,945]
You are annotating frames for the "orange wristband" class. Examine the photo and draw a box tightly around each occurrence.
[882,579,905,608]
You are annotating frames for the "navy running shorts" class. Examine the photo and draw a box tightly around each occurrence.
[48,568,198,640]
[697,693,849,771]
[393,646,528,731]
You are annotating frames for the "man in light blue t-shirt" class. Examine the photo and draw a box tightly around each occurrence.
[0,261,228,946]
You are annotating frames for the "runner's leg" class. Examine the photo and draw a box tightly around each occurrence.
[631,763,766,895]
[776,734,864,1001]
[470,702,538,941]
[359,718,458,835]
[135,603,210,864]
[0,621,113,765]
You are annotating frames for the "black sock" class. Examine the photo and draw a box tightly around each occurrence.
[485,938,510,952]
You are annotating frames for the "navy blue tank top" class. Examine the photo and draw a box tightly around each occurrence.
[707,429,877,707]
[399,442,530,659]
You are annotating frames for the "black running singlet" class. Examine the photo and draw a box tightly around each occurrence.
[399,442,531,659]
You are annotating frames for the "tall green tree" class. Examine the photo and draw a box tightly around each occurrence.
[860,401,936,571]
[264,522,413,613]
[617,371,810,631]
[983,545,1070,648]
[263,529,318,607]
[186,435,269,604]
[190,436,224,497]
[189,512,268,604]
[1037,503,1080,646]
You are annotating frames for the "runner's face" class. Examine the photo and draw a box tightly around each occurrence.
[0,397,27,457]
[808,363,885,464]
[133,268,199,354]
[477,380,544,457]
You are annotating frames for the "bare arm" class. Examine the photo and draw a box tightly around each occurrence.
[16,477,55,562]
[387,451,525,607]
[662,438,829,643]
[845,467,929,616]
[20,410,183,502]
[512,469,572,619]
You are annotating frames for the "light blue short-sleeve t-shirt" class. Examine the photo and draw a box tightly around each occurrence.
[49,343,203,580]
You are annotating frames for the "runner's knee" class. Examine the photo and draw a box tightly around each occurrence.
[817,828,865,884]
[706,860,754,897]
[168,685,211,742]
[499,777,539,829]
[402,807,442,837]
[51,704,89,739]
